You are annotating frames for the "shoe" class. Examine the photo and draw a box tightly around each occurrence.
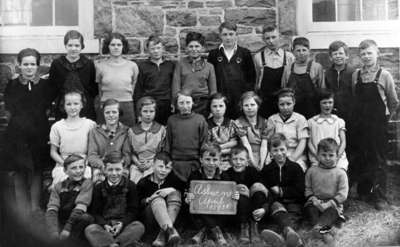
[211,226,228,246]
[319,226,332,234]
[250,221,261,243]
[152,229,166,247]
[166,226,181,246]
[260,229,285,247]
[190,228,206,245]
[322,232,335,245]
[284,227,303,247]
[374,199,390,211]
[239,222,250,244]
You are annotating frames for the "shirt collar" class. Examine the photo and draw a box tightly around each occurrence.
[237,115,266,129]
[18,75,40,85]
[219,43,238,53]
[107,178,123,187]
[314,114,337,124]
[264,47,283,57]
[277,113,296,124]
[131,122,162,135]
[361,64,380,74]
[207,117,231,128]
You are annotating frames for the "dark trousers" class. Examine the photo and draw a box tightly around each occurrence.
[269,202,302,232]
[155,99,172,125]
[305,205,339,228]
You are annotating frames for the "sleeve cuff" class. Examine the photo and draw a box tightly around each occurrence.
[75,203,87,212]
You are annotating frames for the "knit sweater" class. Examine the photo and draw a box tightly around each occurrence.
[221,166,260,189]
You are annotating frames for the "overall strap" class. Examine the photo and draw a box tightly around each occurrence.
[283,51,287,66]
[290,62,295,72]
[357,69,362,82]
[374,68,382,83]
[261,50,266,67]
[306,60,313,73]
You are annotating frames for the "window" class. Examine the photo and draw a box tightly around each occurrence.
[0,0,98,53]
[297,0,400,48]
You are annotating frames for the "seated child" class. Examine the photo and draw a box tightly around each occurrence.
[304,138,348,243]
[129,96,166,183]
[137,151,185,246]
[221,145,268,244]
[85,152,145,247]
[308,90,348,170]
[264,88,309,171]
[165,89,208,181]
[258,133,304,247]
[45,154,94,241]
[185,143,230,246]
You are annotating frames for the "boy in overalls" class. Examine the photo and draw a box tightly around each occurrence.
[254,25,294,118]
[283,37,324,119]
[351,39,399,210]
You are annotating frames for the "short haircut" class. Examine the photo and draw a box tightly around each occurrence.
[238,91,262,114]
[219,21,237,33]
[103,152,124,166]
[64,30,85,49]
[102,98,123,117]
[136,96,157,115]
[230,145,249,158]
[328,40,349,55]
[208,93,229,111]
[292,37,310,50]
[262,24,278,34]
[146,34,163,48]
[276,88,295,102]
[317,138,339,154]
[102,32,129,54]
[63,154,85,169]
[174,89,193,108]
[17,48,41,65]
[317,89,334,103]
[60,87,87,115]
[186,31,205,46]
[154,151,172,165]
[359,39,378,50]
[200,142,222,157]
[268,133,287,150]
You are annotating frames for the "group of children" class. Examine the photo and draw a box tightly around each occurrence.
[3,20,399,247]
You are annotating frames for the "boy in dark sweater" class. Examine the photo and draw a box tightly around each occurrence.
[137,152,185,247]
[45,154,94,241]
[85,153,145,247]
[259,133,304,247]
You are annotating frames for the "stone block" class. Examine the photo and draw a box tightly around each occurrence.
[225,8,276,26]
[235,0,275,8]
[237,34,264,53]
[115,6,164,37]
[180,28,220,51]
[199,16,221,26]
[166,10,197,27]
[237,26,253,34]
[205,1,233,8]
[188,1,204,8]
[148,0,186,8]
[278,0,296,35]
[164,27,177,36]
[127,39,141,54]
[94,0,112,38]
[163,37,179,53]
[209,9,224,15]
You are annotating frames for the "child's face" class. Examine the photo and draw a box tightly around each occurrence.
[65,39,82,59]
[320,98,334,115]
[105,162,124,184]
[210,98,226,119]
[64,160,85,181]
[64,93,83,118]
[360,46,378,67]
[153,159,172,181]
[263,29,280,50]
[330,47,348,66]
[231,151,248,172]
[104,104,119,126]
[220,28,237,48]
[186,40,203,59]
[109,38,123,57]
[242,97,259,118]
[293,45,310,63]
[141,104,156,124]
[278,96,294,118]
[177,94,193,115]
[200,151,221,173]
[148,41,164,60]
[19,56,38,79]
[317,150,338,168]
[270,143,288,165]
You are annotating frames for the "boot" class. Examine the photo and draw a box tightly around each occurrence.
[166,226,181,246]
[152,229,166,247]
[260,229,285,247]
[250,220,261,243]
[239,222,250,244]
[211,226,228,246]
[190,227,206,244]
[283,226,304,247]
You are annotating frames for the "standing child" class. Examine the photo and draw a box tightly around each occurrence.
[4,48,57,216]
[351,39,399,210]
[172,32,217,117]
[304,138,348,244]
[137,152,185,247]
[50,89,96,186]
[283,37,324,119]
[263,88,309,171]
[129,96,166,183]
[165,90,208,182]
[258,133,304,247]
[308,90,348,170]
[45,154,94,241]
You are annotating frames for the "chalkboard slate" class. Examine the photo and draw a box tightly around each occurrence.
[189,180,237,215]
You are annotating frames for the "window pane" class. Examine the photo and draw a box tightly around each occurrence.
[313,0,336,22]
[363,0,386,20]
[337,0,360,21]
[1,0,31,25]
[31,0,52,26]
[55,0,78,26]
[388,0,399,20]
